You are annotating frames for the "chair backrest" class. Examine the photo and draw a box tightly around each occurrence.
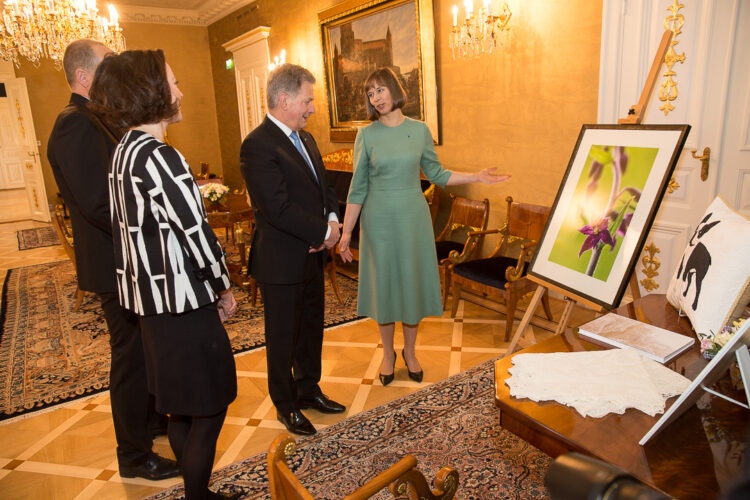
[437,194,490,242]
[268,433,459,500]
[506,196,550,242]
[53,203,76,269]
[268,434,314,500]
[197,161,210,180]
[498,196,551,262]
[423,183,441,226]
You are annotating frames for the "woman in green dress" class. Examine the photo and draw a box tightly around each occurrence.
[339,68,509,385]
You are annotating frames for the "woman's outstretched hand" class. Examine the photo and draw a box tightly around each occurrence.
[477,168,511,184]
[338,233,354,263]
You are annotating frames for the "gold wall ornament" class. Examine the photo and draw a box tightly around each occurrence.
[32,188,39,208]
[658,0,686,115]
[244,85,254,130]
[639,242,661,292]
[259,86,267,116]
[667,176,680,193]
[15,100,25,139]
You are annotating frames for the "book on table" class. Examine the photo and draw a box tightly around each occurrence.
[578,313,695,364]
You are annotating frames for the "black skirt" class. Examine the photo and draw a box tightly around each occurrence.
[139,302,237,416]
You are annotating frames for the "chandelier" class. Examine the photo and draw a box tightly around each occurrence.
[450,0,512,60]
[0,1,125,69]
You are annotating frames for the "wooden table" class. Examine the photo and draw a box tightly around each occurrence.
[205,194,258,303]
[494,294,748,499]
[205,193,253,248]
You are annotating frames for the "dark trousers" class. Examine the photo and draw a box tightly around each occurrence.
[99,292,154,466]
[260,257,325,414]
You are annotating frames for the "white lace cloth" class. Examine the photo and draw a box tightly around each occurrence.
[505,349,691,418]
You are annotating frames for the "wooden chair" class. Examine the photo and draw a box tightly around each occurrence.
[435,194,490,309]
[424,183,441,227]
[268,433,459,500]
[52,203,86,311]
[450,196,554,341]
[196,161,210,180]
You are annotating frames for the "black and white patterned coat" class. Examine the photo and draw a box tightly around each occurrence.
[108,130,229,316]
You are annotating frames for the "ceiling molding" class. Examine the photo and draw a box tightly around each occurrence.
[118,0,256,27]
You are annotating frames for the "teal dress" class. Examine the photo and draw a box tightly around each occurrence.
[347,117,452,324]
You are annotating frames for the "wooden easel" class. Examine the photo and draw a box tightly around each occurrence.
[505,30,675,356]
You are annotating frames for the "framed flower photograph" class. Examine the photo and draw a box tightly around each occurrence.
[529,124,691,310]
[318,0,438,142]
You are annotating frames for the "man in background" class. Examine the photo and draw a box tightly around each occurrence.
[47,39,178,481]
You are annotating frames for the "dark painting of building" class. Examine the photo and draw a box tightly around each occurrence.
[327,1,422,123]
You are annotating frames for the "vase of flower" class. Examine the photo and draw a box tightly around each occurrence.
[200,182,229,211]
[698,318,747,360]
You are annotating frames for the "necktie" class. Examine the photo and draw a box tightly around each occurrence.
[290,131,318,182]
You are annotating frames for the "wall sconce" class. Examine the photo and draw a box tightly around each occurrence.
[450,0,512,60]
[268,49,286,71]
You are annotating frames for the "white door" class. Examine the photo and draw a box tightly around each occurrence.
[598,0,749,295]
[0,77,50,222]
[222,26,271,139]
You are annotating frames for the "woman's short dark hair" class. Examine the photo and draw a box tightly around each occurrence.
[90,49,178,129]
[363,67,407,121]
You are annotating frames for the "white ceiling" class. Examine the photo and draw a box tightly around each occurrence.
[113,0,256,26]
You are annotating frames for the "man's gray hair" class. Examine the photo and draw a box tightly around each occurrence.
[63,39,107,85]
[266,63,316,110]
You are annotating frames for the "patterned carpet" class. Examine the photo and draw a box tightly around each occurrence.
[16,227,60,250]
[147,359,552,500]
[0,260,360,421]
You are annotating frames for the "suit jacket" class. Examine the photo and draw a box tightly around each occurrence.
[47,93,120,293]
[240,117,339,284]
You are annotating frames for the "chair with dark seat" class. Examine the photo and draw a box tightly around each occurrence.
[52,203,86,310]
[435,194,490,309]
[268,433,459,500]
[450,196,553,341]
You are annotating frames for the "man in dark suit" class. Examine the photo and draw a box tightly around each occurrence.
[47,39,178,480]
[240,64,345,435]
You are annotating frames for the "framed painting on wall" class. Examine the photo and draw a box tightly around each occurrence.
[318,0,438,142]
[529,124,691,310]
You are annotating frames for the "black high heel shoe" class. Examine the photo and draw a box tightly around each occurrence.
[402,349,423,383]
[379,351,396,386]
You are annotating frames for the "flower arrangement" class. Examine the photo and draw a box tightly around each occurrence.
[200,183,229,205]
[698,318,747,359]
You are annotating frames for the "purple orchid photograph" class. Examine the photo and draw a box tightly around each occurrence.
[547,143,657,281]
[529,124,690,309]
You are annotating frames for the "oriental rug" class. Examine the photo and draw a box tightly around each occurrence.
[147,359,552,500]
[0,260,360,422]
[16,227,60,250]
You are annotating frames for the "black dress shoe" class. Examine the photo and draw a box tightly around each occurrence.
[297,394,346,414]
[119,454,180,480]
[402,349,423,383]
[277,410,317,435]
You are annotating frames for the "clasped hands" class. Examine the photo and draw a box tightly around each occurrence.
[308,221,342,253]
[217,289,237,322]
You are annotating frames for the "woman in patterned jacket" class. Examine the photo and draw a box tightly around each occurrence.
[90,49,240,500]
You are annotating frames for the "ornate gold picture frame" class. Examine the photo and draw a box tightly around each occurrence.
[318,0,438,142]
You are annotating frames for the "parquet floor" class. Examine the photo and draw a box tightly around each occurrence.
[0,219,597,500]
